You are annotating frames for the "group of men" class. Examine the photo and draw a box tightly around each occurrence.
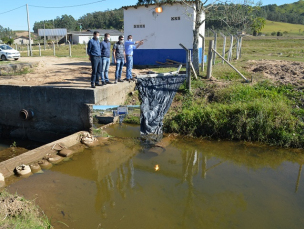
[87,31,144,88]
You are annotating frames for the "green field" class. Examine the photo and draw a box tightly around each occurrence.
[262,20,304,35]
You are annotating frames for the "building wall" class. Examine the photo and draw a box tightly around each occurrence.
[124,4,205,65]
[72,35,121,44]
[14,38,33,45]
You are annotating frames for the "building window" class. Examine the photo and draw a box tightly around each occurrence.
[134,24,145,28]
[171,17,180,21]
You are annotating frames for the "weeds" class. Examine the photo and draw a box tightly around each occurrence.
[164,81,304,148]
[0,190,52,229]
[123,115,140,125]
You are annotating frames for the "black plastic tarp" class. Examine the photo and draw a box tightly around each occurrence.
[137,74,186,142]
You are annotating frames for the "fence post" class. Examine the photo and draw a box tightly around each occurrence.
[67,41,71,57]
[236,36,240,60]
[15,44,17,50]
[228,34,234,62]
[239,36,243,59]
[207,40,214,79]
[220,32,226,64]
[52,41,55,56]
[188,50,191,91]
[210,29,217,65]
[27,44,29,57]
[38,43,41,56]
[199,33,205,72]
[85,43,88,56]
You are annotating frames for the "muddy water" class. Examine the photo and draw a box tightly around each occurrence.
[7,124,304,229]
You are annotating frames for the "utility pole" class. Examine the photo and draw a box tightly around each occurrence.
[26,4,32,56]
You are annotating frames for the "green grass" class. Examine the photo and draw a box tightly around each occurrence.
[123,115,140,125]
[262,20,304,36]
[164,82,304,148]
[0,190,52,229]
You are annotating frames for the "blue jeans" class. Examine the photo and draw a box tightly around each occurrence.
[90,56,101,85]
[126,55,133,79]
[115,58,124,80]
[100,57,110,82]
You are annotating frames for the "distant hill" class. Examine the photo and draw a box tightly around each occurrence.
[260,0,304,25]
[261,20,304,35]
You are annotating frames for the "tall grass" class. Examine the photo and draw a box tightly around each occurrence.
[164,82,304,147]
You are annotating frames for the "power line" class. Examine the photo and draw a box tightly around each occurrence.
[29,0,106,9]
[0,5,25,15]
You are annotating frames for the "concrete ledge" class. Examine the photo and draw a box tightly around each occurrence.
[0,131,86,179]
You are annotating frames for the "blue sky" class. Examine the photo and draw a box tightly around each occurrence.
[0,0,298,31]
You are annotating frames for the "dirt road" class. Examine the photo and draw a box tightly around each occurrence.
[0,56,144,88]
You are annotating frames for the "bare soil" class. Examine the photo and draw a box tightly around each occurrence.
[0,56,147,88]
[247,60,304,87]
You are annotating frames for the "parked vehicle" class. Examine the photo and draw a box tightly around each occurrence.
[0,44,20,61]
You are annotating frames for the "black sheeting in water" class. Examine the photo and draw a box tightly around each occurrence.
[137,74,186,142]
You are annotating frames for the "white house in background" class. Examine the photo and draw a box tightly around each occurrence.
[67,29,123,44]
[123,2,205,65]
[14,36,33,45]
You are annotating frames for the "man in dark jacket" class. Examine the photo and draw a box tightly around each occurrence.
[87,31,101,88]
[113,35,126,83]
[100,33,112,85]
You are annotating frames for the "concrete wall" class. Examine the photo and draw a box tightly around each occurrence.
[0,82,135,142]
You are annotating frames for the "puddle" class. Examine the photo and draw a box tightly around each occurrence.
[6,124,304,229]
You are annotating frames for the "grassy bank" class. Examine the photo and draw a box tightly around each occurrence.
[0,190,52,228]
[164,81,304,148]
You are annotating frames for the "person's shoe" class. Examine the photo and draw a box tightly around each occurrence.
[96,83,102,86]
[118,79,124,82]
[127,79,131,82]
[106,81,113,84]
[91,85,95,88]
[114,80,117,84]
[102,81,106,86]
[131,78,136,81]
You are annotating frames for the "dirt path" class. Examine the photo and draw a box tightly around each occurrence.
[0,56,146,88]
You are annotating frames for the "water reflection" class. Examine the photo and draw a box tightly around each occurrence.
[6,128,304,229]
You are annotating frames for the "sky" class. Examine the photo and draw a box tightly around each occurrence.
[0,0,299,31]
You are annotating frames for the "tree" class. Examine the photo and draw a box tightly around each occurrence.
[250,17,266,36]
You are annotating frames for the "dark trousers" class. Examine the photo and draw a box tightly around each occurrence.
[90,56,101,85]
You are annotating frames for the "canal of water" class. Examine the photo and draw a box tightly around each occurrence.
[5,124,304,229]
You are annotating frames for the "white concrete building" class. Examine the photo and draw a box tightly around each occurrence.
[123,2,205,65]
[68,29,123,44]
[14,36,33,45]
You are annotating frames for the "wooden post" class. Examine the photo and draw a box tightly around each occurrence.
[67,41,71,57]
[15,44,17,50]
[85,43,88,56]
[239,36,243,59]
[52,41,55,56]
[212,48,248,82]
[236,36,240,60]
[228,34,234,62]
[206,40,214,79]
[213,32,217,65]
[187,50,191,90]
[199,33,205,72]
[38,43,41,56]
[220,32,226,64]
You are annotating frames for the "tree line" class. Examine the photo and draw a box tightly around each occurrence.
[258,0,304,25]
[0,26,15,44]
[33,9,123,33]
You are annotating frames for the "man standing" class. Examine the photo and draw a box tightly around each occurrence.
[113,35,126,84]
[125,35,143,82]
[100,33,112,85]
[87,31,101,88]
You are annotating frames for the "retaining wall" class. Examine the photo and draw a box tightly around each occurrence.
[0,82,135,142]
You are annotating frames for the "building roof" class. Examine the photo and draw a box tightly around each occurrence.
[69,29,123,36]
[38,29,67,36]
[122,1,196,10]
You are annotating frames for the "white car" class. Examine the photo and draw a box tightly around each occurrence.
[0,44,20,61]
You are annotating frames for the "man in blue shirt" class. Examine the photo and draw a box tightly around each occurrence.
[125,35,143,81]
[100,33,112,85]
[87,31,101,88]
